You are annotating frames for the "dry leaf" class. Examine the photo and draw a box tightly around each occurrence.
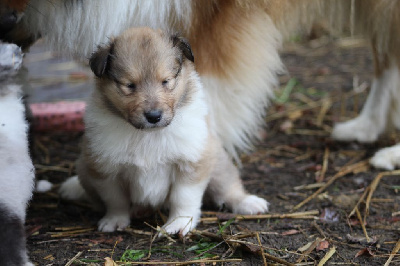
[355,248,375,258]
[105,257,118,266]
[242,243,262,255]
[316,240,329,251]
[281,229,300,236]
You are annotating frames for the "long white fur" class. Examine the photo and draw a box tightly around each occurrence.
[22,0,283,159]
[24,0,192,57]
[0,85,34,222]
[202,14,284,158]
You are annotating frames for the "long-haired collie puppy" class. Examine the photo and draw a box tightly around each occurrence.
[0,43,34,266]
[59,27,268,235]
[2,0,400,169]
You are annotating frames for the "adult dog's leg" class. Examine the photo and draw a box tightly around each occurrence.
[332,43,400,143]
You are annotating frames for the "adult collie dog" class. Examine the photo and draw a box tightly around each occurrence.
[1,0,400,166]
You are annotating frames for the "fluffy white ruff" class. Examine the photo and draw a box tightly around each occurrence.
[0,85,34,221]
[370,144,400,170]
[24,0,192,57]
[332,62,400,143]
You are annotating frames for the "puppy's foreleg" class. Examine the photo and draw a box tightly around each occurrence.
[207,149,269,215]
[89,177,131,232]
[162,171,209,236]
[72,160,131,232]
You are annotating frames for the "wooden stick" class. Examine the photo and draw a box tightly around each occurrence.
[365,170,400,217]
[256,232,267,266]
[384,239,400,266]
[355,207,370,243]
[348,187,370,218]
[65,251,83,266]
[317,147,330,182]
[292,161,369,211]
[199,210,319,223]
[317,246,336,266]
[115,258,242,265]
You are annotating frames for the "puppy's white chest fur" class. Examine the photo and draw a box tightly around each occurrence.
[121,165,173,207]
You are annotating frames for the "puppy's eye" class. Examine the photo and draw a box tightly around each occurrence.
[162,80,169,86]
[126,83,136,90]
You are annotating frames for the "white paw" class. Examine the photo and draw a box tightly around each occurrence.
[35,180,53,193]
[370,144,400,170]
[161,216,198,236]
[59,175,86,201]
[232,195,269,215]
[98,214,130,232]
[331,117,381,143]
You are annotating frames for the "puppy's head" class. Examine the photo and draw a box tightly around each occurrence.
[90,27,195,130]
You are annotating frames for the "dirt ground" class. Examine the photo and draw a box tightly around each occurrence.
[25,37,400,265]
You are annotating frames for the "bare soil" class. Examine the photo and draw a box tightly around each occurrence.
[26,37,400,265]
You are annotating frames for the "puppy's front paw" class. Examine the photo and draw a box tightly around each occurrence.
[232,195,269,215]
[98,214,130,232]
[161,216,197,236]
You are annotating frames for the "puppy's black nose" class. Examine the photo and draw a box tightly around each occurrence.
[144,110,162,124]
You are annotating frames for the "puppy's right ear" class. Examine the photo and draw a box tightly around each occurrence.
[89,43,114,78]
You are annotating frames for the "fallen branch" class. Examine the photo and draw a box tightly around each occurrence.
[317,246,336,266]
[365,170,400,217]
[292,160,369,211]
[384,239,400,266]
[199,210,319,223]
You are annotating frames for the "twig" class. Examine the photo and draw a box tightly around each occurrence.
[317,246,336,266]
[199,210,319,223]
[348,187,369,218]
[115,258,242,265]
[312,221,327,239]
[317,147,330,182]
[355,207,370,243]
[316,99,332,126]
[64,251,83,266]
[256,232,267,266]
[292,160,368,211]
[384,239,400,266]
[266,87,366,122]
[365,170,400,217]
[297,238,322,263]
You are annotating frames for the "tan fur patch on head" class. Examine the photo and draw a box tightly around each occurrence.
[92,27,196,129]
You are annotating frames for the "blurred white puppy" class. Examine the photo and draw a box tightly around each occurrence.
[0,43,34,266]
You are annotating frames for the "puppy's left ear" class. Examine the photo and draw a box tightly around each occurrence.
[89,42,114,78]
[172,35,194,63]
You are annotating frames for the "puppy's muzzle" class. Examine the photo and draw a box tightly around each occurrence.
[144,110,163,124]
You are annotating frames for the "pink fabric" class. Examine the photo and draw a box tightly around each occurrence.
[29,101,86,132]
